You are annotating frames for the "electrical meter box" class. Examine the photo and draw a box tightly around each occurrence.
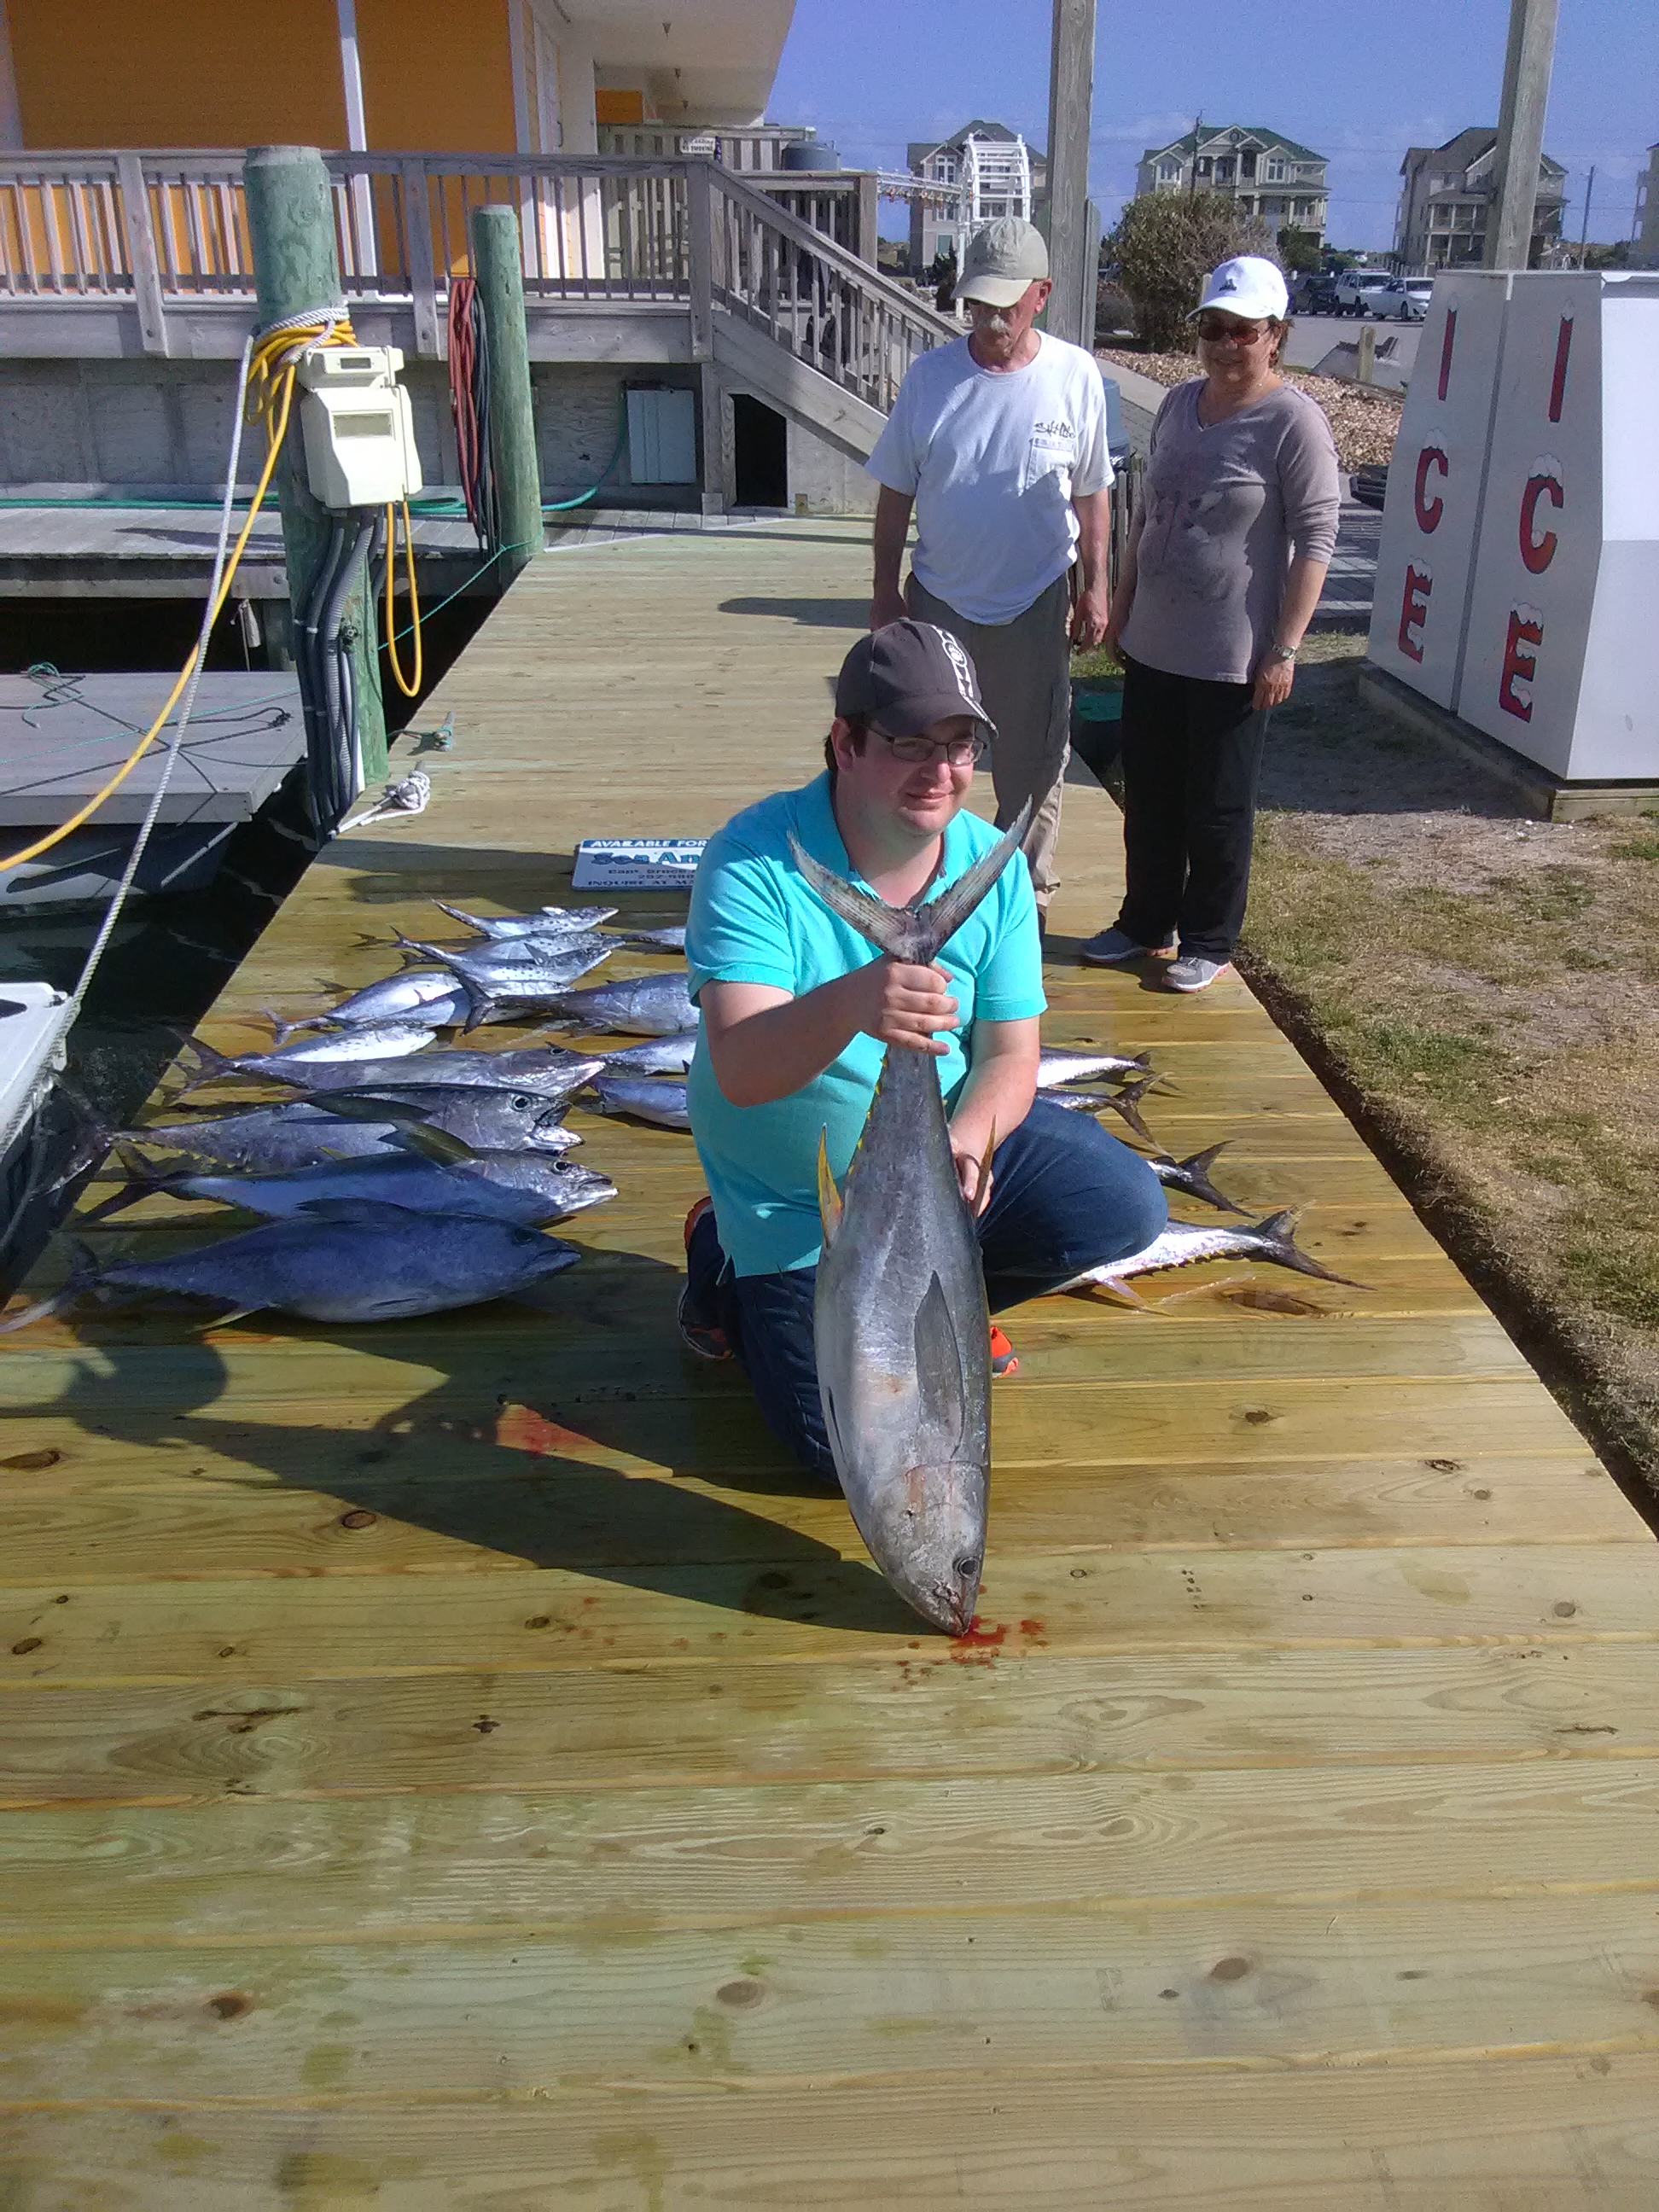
[296,345,423,508]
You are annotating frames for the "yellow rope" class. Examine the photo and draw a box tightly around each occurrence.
[0,315,358,875]
[384,496,423,698]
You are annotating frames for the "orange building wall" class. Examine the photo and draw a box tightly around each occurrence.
[356,0,516,154]
[12,0,346,148]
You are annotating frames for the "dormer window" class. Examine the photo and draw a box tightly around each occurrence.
[1265,158,1286,182]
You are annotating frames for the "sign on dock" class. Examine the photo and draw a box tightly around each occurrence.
[572,835,706,890]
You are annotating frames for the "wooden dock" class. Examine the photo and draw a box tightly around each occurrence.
[3,519,1657,2206]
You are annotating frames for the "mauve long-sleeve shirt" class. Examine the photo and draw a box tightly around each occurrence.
[1120,378,1342,684]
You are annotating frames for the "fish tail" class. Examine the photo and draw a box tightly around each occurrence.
[787,834,913,958]
[79,1141,173,1224]
[1108,1073,1159,1148]
[909,801,1032,959]
[0,1259,102,1334]
[172,1034,235,1096]
[268,1012,322,1045]
[432,900,480,931]
[1253,1208,1367,1288]
[1179,1143,1244,1214]
[459,981,499,1034]
[816,1128,844,1245]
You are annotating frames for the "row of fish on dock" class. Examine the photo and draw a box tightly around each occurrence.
[3,899,704,1330]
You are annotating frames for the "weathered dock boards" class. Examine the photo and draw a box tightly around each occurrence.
[2,519,1657,2208]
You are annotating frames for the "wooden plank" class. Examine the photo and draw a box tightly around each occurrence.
[0,1453,1630,1588]
[2,1895,1658,2105]
[0,1545,1652,1687]
[3,2056,1657,2208]
[1,1642,1653,1813]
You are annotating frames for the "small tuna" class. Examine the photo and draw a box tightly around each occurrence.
[1036,1049,1153,1087]
[1059,1208,1365,1303]
[121,1086,579,1174]
[584,1076,690,1130]
[1,1201,581,1331]
[599,1030,700,1075]
[175,1022,435,1093]
[433,900,616,939]
[551,973,697,1037]
[94,1141,617,1228]
[273,969,470,1039]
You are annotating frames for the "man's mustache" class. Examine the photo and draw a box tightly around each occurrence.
[969,308,1012,334]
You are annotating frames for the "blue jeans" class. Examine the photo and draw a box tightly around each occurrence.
[684,1098,1167,1482]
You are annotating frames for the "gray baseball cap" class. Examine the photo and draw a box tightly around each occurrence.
[955,217,1050,308]
[836,620,996,738]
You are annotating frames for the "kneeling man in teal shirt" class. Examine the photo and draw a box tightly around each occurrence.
[682,620,1165,1478]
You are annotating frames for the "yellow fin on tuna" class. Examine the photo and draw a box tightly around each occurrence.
[817,1127,844,1244]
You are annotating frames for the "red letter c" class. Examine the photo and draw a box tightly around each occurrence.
[1413,446,1447,533]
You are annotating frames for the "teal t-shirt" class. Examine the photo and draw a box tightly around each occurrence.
[685,771,1046,1277]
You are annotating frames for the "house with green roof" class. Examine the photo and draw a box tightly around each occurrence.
[1135,125,1329,245]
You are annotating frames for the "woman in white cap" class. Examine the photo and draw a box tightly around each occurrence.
[1080,255,1340,990]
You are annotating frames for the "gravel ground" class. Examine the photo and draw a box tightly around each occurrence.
[1097,346,1403,471]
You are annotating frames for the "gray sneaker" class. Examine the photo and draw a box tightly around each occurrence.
[1078,926,1177,967]
[1162,954,1231,992]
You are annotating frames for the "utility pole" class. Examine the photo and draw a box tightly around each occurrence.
[244,143,385,783]
[1483,0,1559,270]
[1042,0,1097,347]
[1188,114,1202,199]
[1577,164,1596,265]
[468,204,545,579]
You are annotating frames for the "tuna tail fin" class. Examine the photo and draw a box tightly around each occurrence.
[79,1141,176,1225]
[1252,1208,1367,1289]
[1105,1073,1159,1148]
[172,1034,236,1097]
[394,930,454,968]
[0,1256,103,1334]
[459,981,500,1034]
[787,834,913,958]
[816,1128,844,1246]
[786,801,1031,964]
[1178,1143,1243,1214]
[269,1011,324,1045]
[432,900,483,933]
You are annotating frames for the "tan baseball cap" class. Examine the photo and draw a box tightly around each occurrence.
[955,217,1050,309]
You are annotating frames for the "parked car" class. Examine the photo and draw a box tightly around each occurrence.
[1292,272,1340,314]
[1391,277,1435,322]
[1333,270,1397,317]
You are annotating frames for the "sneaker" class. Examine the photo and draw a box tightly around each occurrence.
[678,1196,732,1360]
[1163,954,1231,992]
[1078,926,1177,967]
[989,1324,1019,1379]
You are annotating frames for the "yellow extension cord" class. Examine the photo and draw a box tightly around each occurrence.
[383,496,422,698]
[0,311,424,870]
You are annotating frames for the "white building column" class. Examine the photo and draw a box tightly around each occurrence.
[335,0,377,275]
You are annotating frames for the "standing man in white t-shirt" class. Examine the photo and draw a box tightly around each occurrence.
[866,218,1112,918]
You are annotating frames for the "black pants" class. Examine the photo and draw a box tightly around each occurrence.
[1114,652,1272,961]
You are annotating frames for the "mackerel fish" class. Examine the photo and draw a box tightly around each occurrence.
[434,901,616,939]
[1039,1075,1159,1147]
[121,1086,579,1173]
[600,1030,699,1074]
[1059,1209,1364,1302]
[787,806,1030,1637]
[273,968,470,1039]
[1,1200,580,1331]
[182,1039,605,1103]
[176,1022,435,1093]
[1036,1049,1152,1086]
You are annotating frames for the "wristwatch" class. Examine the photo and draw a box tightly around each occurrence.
[1269,644,1297,663]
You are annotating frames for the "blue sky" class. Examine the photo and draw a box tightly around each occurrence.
[768,0,1656,251]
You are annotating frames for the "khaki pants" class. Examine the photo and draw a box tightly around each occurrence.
[906,571,1072,907]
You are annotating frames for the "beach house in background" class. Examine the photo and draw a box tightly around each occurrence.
[1394,130,1567,271]
[1133,125,1329,246]
[905,121,1046,273]
[0,0,958,531]
[1633,144,1659,269]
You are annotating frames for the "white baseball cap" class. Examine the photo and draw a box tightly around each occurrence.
[1190,255,1289,322]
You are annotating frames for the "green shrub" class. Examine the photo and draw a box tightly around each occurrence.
[1103,191,1277,351]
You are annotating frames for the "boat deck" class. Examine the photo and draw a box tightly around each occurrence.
[3,518,1657,2206]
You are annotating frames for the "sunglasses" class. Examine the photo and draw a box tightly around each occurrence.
[871,727,988,766]
[1196,316,1272,346]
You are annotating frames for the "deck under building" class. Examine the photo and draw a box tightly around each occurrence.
[1,519,1657,2206]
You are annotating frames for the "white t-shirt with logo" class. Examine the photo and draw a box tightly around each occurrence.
[867,331,1112,626]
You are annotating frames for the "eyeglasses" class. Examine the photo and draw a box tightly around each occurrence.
[871,727,988,766]
[1196,316,1272,346]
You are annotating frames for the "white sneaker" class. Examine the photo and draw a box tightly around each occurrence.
[1163,954,1231,992]
[1078,926,1176,967]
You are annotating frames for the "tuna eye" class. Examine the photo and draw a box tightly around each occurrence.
[510,1093,533,1109]
[953,1554,981,1580]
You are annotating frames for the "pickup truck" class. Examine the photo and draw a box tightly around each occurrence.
[1333,270,1396,317]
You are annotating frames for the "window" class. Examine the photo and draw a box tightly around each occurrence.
[1196,158,1211,177]
[1265,158,1287,182]
[1214,158,1234,182]
[1157,159,1179,183]
[1240,152,1257,178]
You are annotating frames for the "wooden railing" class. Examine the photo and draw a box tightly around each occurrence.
[0,149,952,406]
